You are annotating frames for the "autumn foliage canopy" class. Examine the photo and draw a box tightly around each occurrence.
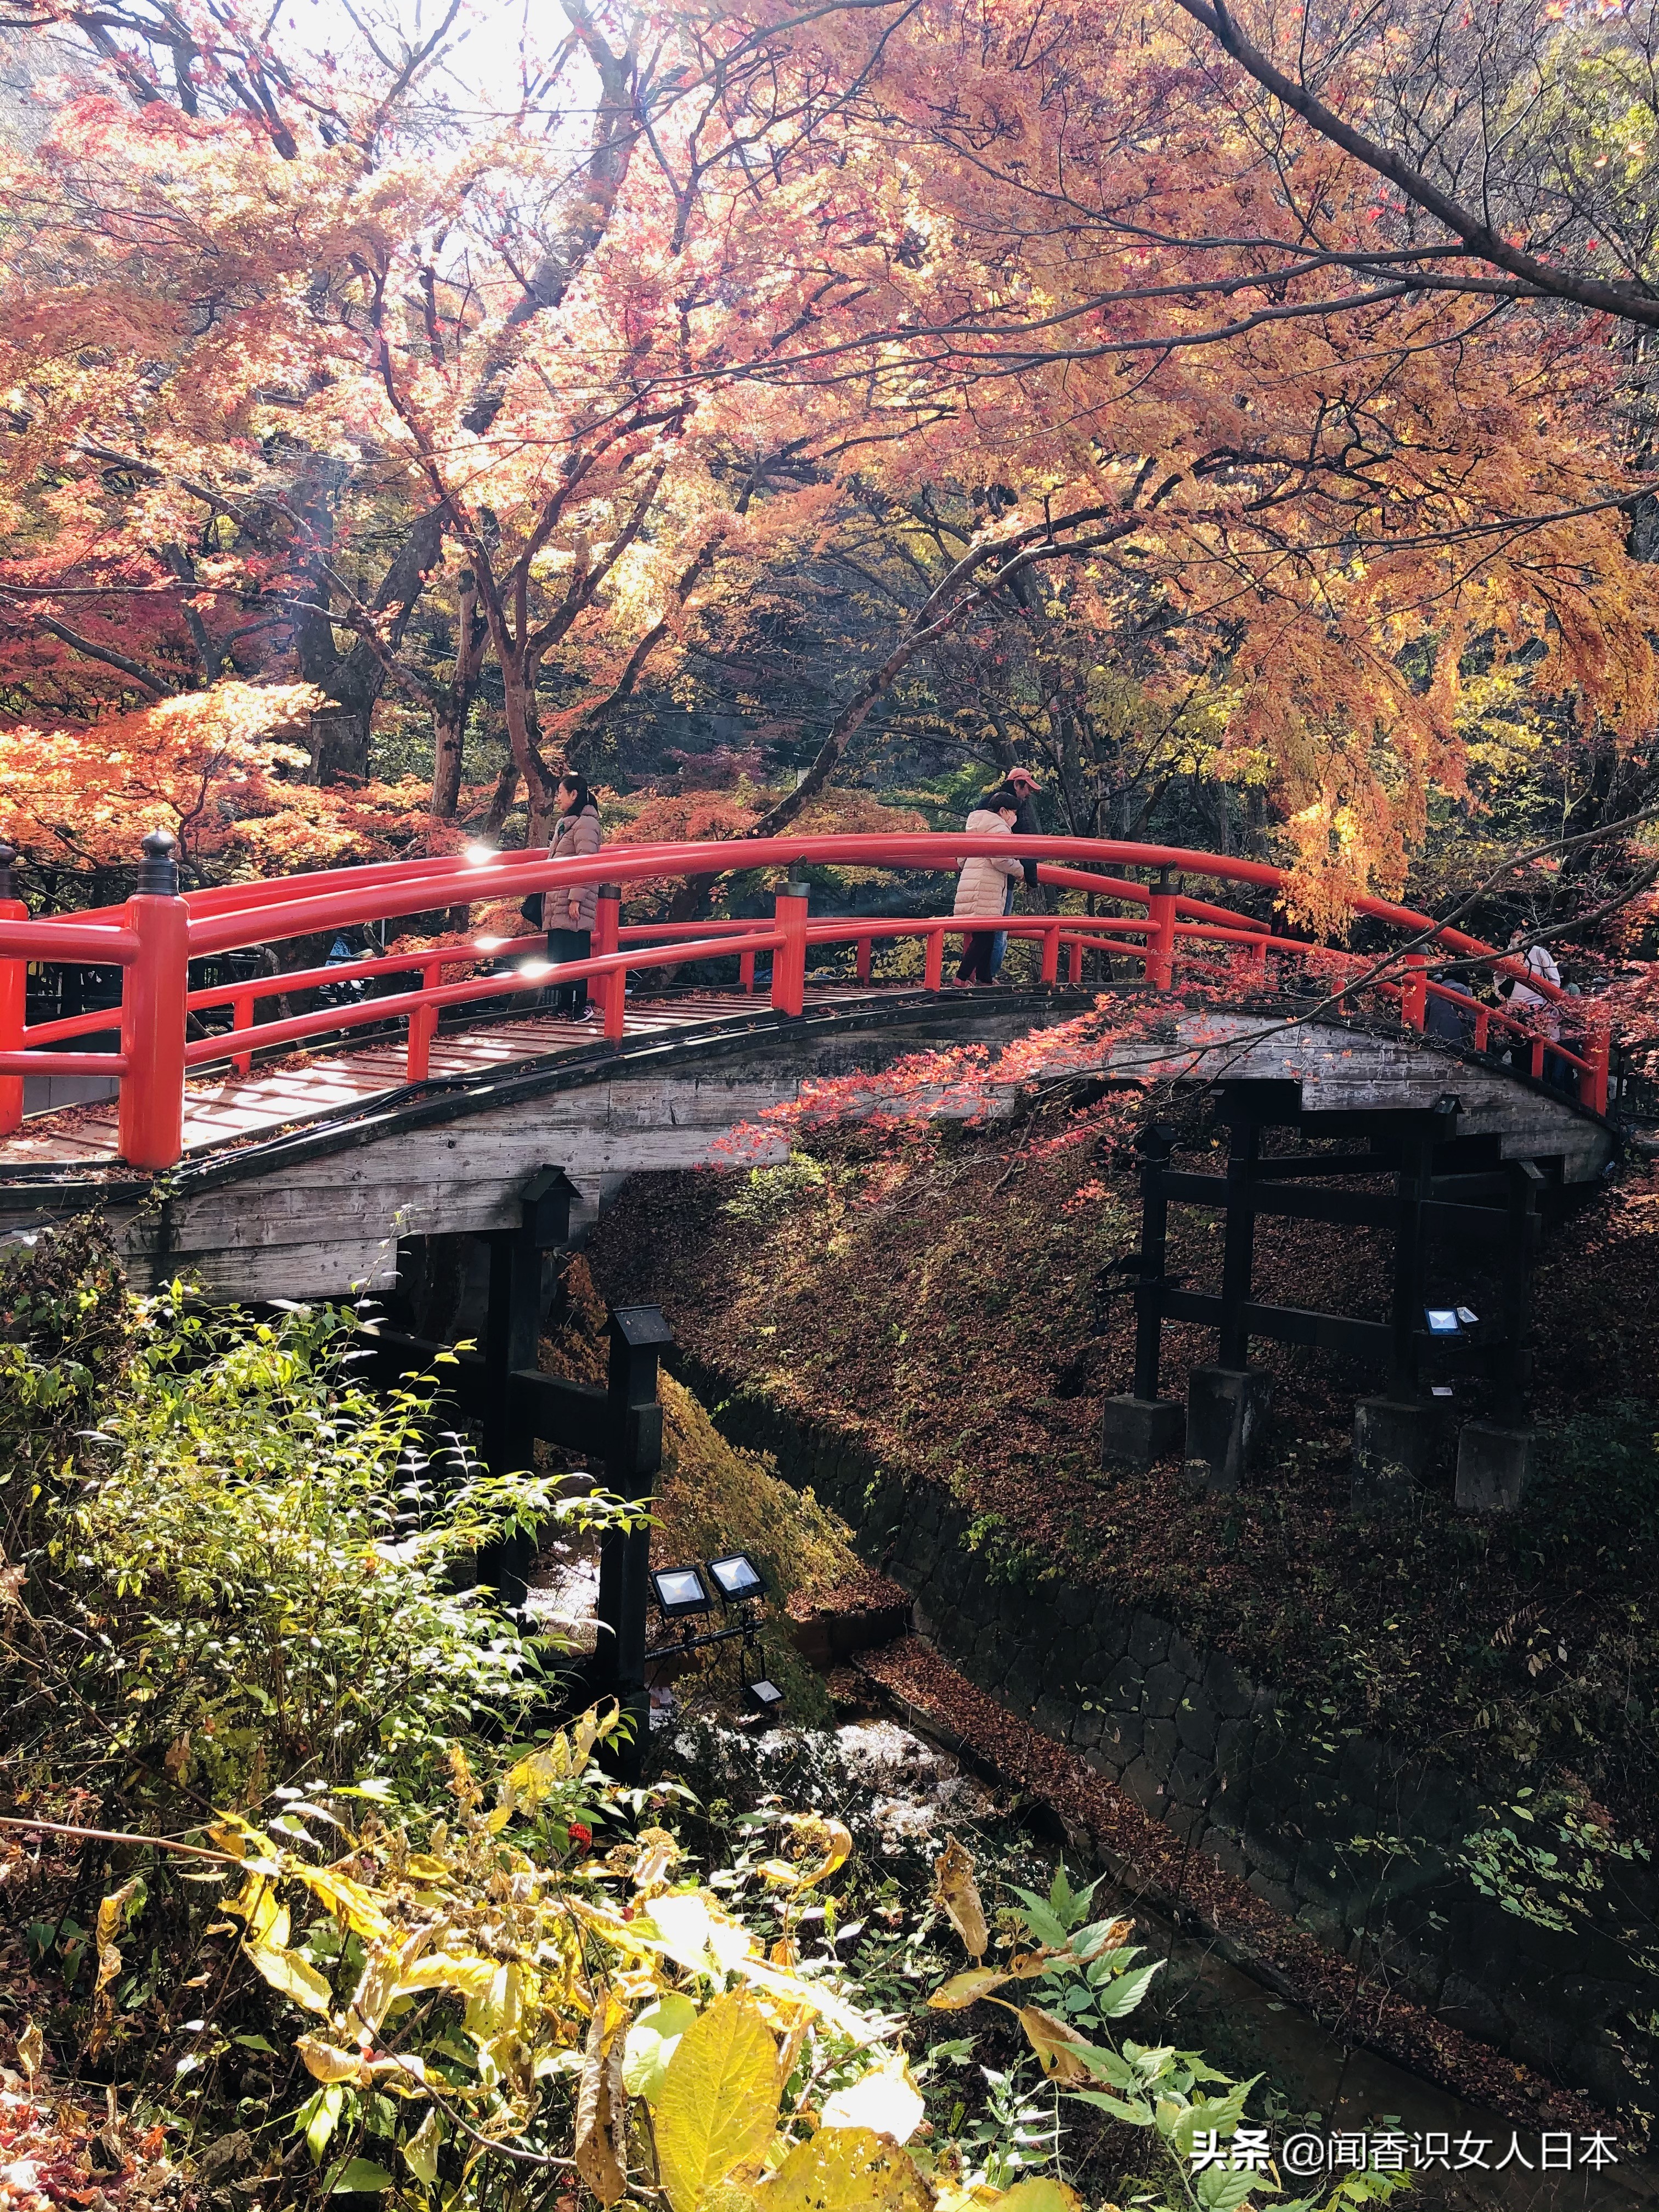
[0,0,1656,935]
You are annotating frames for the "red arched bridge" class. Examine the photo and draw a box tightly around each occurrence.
[0,827,1611,1173]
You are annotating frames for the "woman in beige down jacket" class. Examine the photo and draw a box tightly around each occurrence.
[952,791,1023,983]
[545,773,603,1018]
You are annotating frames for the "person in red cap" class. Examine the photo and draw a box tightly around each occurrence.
[987,766,1043,979]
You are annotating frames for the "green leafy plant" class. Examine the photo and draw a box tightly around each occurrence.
[930,1852,1412,2212]
[7,1269,640,1816]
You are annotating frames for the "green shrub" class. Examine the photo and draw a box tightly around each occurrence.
[4,1249,628,1818]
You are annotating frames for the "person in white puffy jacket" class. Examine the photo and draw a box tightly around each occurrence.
[546,774,603,1018]
[952,791,1024,983]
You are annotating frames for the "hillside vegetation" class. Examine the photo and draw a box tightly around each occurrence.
[588,1121,1659,1826]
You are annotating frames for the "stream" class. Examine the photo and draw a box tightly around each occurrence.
[526,1540,1657,2212]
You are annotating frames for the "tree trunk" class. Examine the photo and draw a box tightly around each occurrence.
[484,760,521,837]
[308,704,371,784]
[431,701,466,818]
[430,584,489,823]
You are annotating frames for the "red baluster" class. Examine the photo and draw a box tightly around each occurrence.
[1587,1031,1610,1116]
[1145,867,1177,991]
[0,843,25,1136]
[232,989,253,1076]
[595,884,625,1040]
[407,960,439,1081]
[924,927,944,991]
[771,882,808,1015]
[1402,953,1427,1030]
[117,829,190,1170]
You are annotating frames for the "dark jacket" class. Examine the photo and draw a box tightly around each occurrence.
[983,783,1041,885]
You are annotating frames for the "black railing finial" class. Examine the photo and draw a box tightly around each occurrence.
[137,827,179,895]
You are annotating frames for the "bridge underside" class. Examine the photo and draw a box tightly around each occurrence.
[0,985,1615,1303]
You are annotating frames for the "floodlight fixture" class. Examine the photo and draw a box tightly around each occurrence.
[474,934,507,952]
[1455,1306,1479,1326]
[1431,1385,1454,1399]
[464,842,498,866]
[707,1552,765,1605]
[746,1678,785,1713]
[1425,1307,1460,1335]
[651,1565,712,1619]
[518,959,552,981]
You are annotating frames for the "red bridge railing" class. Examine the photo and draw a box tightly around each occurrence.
[0,830,1608,1168]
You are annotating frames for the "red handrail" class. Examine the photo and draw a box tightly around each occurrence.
[0,831,1610,1164]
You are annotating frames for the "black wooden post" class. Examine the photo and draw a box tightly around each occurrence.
[1217,1117,1259,1369]
[1389,1130,1431,1395]
[1131,1121,1176,1398]
[1497,1160,1543,1419]
[478,1168,578,1611]
[595,1305,673,1778]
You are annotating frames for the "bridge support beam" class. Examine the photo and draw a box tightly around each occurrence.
[1455,1420,1534,1515]
[1102,1119,1185,1476]
[1183,1365,1273,1494]
[1352,1395,1438,1514]
[478,1167,581,1611]
[1101,1393,1183,1474]
[593,1304,673,1775]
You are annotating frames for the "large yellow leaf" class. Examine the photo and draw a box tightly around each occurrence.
[298,2035,367,2086]
[402,2107,441,2187]
[396,1954,501,1999]
[654,1993,781,2212]
[927,1969,1009,2011]
[623,1993,698,2102]
[758,1815,853,1893]
[819,2058,924,2145]
[1012,2007,1092,2085]
[245,1939,334,2016]
[349,1928,436,2039]
[757,2126,931,2212]
[225,1871,285,1947]
[574,2001,629,2207]
[294,1865,392,1943]
[991,2182,1082,2212]
[932,1841,987,1961]
[94,1877,143,1999]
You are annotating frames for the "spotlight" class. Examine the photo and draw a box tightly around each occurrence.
[474,934,506,952]
[1425,1307,1460,1335]
[707,1552,765,1605]
[518,959,552,980]
[650,1565,712,1619]
[464,842,498,866]
[1455,1306,1479,1326]
[746,1678,785,1713]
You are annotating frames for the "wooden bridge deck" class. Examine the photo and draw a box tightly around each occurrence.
[0,990,874,1172]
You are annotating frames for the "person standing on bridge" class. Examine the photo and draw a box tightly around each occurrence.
[988,765,1043,979]
[546,773,603,1019]
[1499,930,1563,1082]
[954,789,1025,984]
